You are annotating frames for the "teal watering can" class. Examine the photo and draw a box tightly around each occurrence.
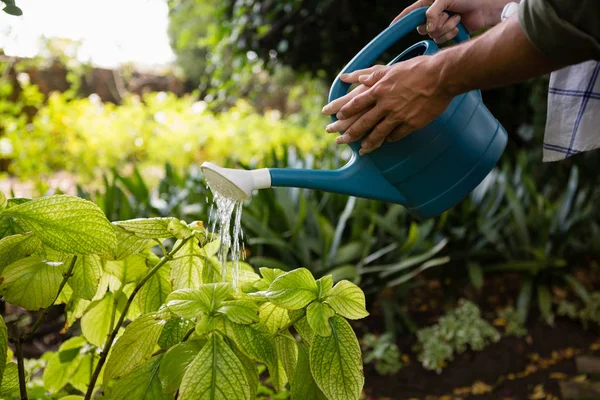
[201,7,508,220]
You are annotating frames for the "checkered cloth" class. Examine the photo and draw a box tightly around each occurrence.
[542,60,600,162]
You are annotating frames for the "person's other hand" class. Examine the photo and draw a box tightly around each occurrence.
[322,56,454,155]
[393,0,500,43]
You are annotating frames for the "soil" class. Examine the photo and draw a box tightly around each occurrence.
[358,266,600,400]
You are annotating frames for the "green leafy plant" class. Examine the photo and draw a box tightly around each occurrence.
[497,307,527,338]
[414,299,500,373]
[0,190,370,400]
[557,292,600,330]
[361,332,403,376]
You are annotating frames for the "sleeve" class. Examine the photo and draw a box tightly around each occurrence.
[518,0,600,66]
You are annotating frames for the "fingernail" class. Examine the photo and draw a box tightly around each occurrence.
[336,112,344,120]
[454,15,461,21]
[336,134,349,144]
[426,22,433,32]
[326,124,334,132]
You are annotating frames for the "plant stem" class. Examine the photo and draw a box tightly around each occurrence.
[22,256,78,342]
[14,339,27,400]
[278,313,305,335]
[84,237,192,400]
[154,239,167,257]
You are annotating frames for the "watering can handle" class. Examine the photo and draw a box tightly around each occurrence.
[328,7,470,105]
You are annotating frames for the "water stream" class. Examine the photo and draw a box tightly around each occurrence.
[206,189,246,291]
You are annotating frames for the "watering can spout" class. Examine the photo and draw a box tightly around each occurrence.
[201,158,408,205]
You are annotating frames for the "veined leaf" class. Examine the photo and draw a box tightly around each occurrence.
[137,263,171,313]
[307,302,335,337]
[323,280,369,320]
[70,255,103,300]
[158,339,204,393]
[166,283,230,319]
[293,316,315,345]
[230,342,259,398]
[218,300,259,325]
[0,363,19,397]
[104,313,167,385]
[0,256,65,310]
[258,302,290,334]
[266,268,318,310]
[290,343,326,400]
[104,254,148,285]
[0,315,6,392]
[69,353,95,394]
[275,332,298,381]
[1,195,117,256]
[316,275,333,299]
[112,225,155,261]
[81,291,126,347]
[310,315,364,400]
[179,333,251,400]
[113,218,178,239]
[170,238,204,290]
[42,336,87,393]
[110,354,170,400]
[158,318,194,349]
[0,232,41,272]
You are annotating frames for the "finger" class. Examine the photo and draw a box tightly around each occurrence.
[337,88,376,120]
[357,67,388,87]
[434,27,460,44]
[425,0,448,32]
[429,12,450,34]
[322,84,369,115]
[325,110,367,133]
[430,14,460,41]
[387,124,415,142]
[336,106,385,144]
[359,118,400,155]
[391,0,430,25]
[417,24,428,35]
[340,65,384,83]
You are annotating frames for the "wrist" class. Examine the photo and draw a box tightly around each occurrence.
[434,46,470,98]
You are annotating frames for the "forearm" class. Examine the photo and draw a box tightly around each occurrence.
[436,15,563,97]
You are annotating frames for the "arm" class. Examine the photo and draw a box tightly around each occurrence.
[439,14,563,98]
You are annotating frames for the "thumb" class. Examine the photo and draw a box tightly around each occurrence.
[358,68,386,86]
[425,0,447,32]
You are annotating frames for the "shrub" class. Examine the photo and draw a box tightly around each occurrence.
[0,190,369,400]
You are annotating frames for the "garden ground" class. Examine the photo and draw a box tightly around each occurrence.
[358,268,600,400]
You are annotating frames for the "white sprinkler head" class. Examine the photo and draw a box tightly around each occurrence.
[201,162,272,201]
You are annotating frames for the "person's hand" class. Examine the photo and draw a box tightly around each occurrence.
[322,56,454,155]
[394,0,507,43]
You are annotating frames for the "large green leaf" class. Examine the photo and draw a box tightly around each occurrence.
[275,332,298,381]
[166,283,230,319]
[306,302,335,337]
[137,263,171,313]
[258,302,290,334]
[0,256,65,310]
[179,333,251,400]
[323,280,369,320]
[42,336,87,393]
[0,363,19,397]
[104,254,148,285]
[266,268,318,310]
[113,218,178,239]
[110,354,170,400]
[112,225,155,261]
[170,239,204,290]
[0,232,41,272]
[158,340,204,393]
[104,313,166,385]
[230,342,259,398]
[1,195,117,255]
[70,255,103,300]
[81,291,125,347]
[290,343,326,400]
[157,318,194,349]
[217,300,259,325]
[69,353,95,394]
[310,315,364,400]
[0,315,6,392]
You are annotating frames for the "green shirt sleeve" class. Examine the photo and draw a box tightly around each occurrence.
[518,0,600,66]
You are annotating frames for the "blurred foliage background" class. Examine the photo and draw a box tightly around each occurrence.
[2,0,600,397]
